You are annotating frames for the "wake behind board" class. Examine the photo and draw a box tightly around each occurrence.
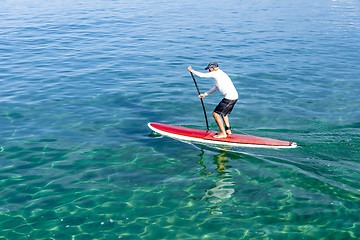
[148,123,297,149]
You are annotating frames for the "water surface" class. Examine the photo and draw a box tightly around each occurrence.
[1,0,360,239]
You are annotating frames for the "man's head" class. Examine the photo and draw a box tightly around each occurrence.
[205,62,219,72]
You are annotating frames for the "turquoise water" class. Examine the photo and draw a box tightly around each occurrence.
[1,0,360,239]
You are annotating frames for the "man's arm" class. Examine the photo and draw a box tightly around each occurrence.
[187,66,213,78]
[188,66,216,98]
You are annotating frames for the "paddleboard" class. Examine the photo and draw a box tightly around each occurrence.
[148,122,297,148]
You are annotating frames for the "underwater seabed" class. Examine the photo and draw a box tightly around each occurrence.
[146,135,360,238]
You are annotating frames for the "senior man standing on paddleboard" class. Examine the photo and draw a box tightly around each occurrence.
[187,62,238,139]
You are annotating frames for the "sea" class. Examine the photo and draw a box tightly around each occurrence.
[1,0,360,239]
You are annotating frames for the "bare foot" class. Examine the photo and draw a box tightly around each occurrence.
[213,133,227,138]
[226,129,232,135]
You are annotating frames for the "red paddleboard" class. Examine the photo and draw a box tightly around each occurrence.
[148,123,297,148]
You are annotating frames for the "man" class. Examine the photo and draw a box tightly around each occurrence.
[187,62,238,138]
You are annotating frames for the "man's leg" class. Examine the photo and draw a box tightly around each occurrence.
[222,115,232,135]
[212,112,227,138]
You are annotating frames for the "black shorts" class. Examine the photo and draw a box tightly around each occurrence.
[214,98,238,116]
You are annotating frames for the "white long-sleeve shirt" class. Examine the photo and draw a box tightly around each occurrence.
[191,69,238,100]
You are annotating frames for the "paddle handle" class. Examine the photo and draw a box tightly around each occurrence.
[190,72,209,131]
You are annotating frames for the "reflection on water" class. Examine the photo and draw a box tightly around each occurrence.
[196,150,236,214]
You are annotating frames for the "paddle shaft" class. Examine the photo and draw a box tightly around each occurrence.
[190,72,209,131]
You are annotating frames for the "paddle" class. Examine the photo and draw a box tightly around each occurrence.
[190,72,209,131]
